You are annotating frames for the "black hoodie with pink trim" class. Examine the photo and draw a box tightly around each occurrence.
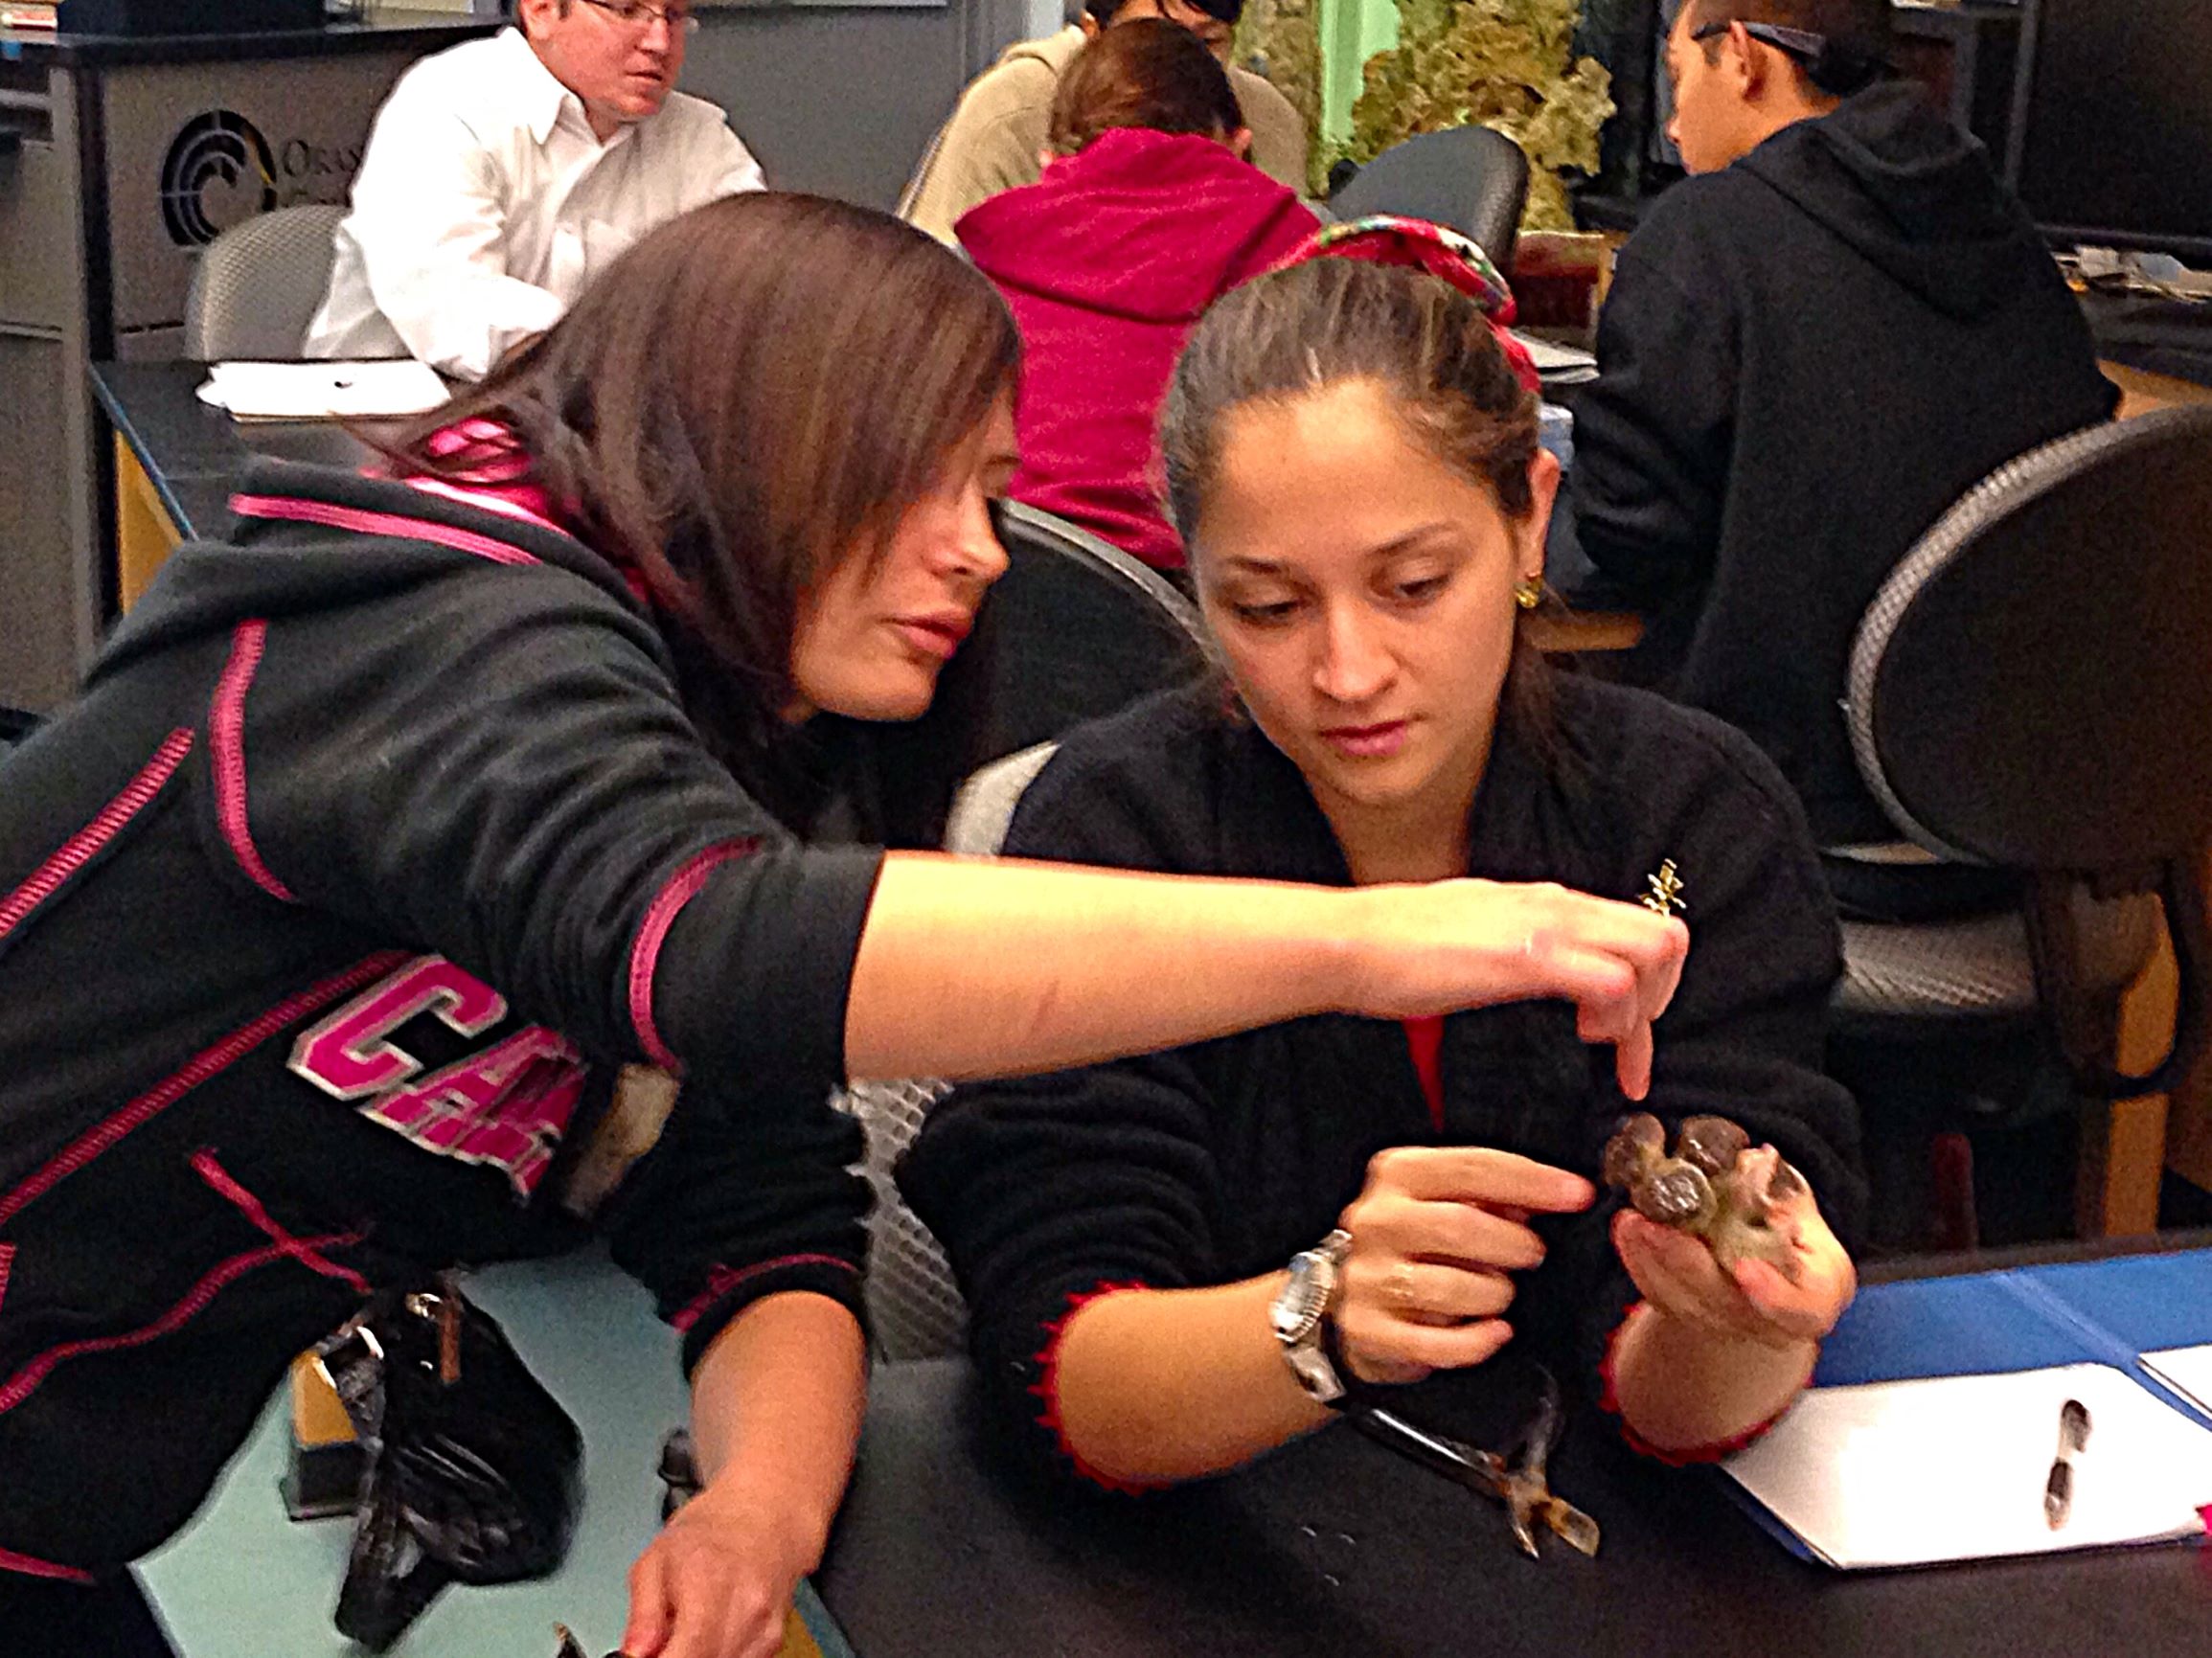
[0,460,879,1580]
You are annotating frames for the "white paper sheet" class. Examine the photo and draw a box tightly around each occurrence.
[196,359,450,422]
[1724,1362,2212,1569]
[1506,329,1597,377]
[2142,1345,2212,1419]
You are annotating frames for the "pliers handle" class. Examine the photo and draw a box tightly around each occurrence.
[1351,1393,1601,1560]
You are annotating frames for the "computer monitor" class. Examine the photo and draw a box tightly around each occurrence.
[2011,0,2212,262]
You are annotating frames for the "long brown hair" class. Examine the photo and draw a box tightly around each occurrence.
[381,193,1020,754]
[1159,256,1554,748]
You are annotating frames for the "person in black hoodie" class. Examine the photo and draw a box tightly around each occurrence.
[0,194,1696,1656]
[901,240,1863,1497]
[1565,0,2116,850]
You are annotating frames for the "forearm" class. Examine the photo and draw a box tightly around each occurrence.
[1606,1300,1816,1452]
[1050,1277,1330,1486]
[377,269,565,379]
[845,852,1686,1095]
[846,854,1351,1082]
[687,1290,868,1566]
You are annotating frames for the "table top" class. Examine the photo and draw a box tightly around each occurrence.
[94,359,378,544]
[814,1249,2212,1658]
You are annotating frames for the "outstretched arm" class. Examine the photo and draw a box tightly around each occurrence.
[849,853,1688,1097]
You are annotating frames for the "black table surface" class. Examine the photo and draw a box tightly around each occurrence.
[93,359,378,544]
[817,1244,2212,1658]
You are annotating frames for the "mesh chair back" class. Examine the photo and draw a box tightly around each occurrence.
[844,507,1211,1359]
[945,742,1060,855]
[842,746,1066,1360]
[183,204,350,362]
[1329,125,1530,272]
[1841,405,2212,1094]
[842,1074,965,1360]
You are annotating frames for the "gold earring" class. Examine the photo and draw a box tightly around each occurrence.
[1514,578,1543,611]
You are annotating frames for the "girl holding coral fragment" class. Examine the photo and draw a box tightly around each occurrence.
[901,224,1864,1492]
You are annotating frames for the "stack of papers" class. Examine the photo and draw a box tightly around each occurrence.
[195,359,450,422]
[1725,1361,2212,1569]
[1507,329,1597,385]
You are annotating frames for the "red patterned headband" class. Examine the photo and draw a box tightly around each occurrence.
[1271,215,1539,394]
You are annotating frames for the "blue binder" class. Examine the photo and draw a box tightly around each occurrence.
[1814,1247,2212,1409]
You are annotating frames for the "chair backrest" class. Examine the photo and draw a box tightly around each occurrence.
[183,204,350,362]
[845,506,1212,1360]
[945,741,1060,855]
[953,500,1214,768]
[1328,125,1530,272]
[845,1073,966,1360]
[1847,407,2212,871]
[1844,404,2212,1092]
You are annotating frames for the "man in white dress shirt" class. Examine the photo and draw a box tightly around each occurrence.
[306,0,763,379]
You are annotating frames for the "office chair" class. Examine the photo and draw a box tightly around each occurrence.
[182,203,349,361]
[950,500,1212,764]
[1826,405,2212,1247]
[1327,125,1531,273]
[843,503,1214,1360]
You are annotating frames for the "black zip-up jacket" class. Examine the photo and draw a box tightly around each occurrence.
[0,462,883,1581]
[899,674,1866,1488]
[1567,81,2117,846]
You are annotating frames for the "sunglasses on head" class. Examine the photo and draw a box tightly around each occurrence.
[1689,17,1827,62]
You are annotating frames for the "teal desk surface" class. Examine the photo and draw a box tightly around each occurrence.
[140,1249,690,1658]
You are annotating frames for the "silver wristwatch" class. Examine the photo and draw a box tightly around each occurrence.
[1270,1228,1353,1405]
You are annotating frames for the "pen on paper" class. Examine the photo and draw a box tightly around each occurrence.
[2044,1397,2091,1530]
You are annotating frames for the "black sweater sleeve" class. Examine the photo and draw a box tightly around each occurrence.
[215,569,882,1102]
[1566,210,1742,604]
[598,1081,870,1374]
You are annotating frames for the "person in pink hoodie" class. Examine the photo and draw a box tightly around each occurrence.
[956,19,1319,572]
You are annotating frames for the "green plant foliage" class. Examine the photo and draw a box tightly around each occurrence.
[1233,0,1329,195]
[1340,0,1614,231]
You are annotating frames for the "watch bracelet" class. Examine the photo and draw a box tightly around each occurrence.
[1318,1298,1412,1415]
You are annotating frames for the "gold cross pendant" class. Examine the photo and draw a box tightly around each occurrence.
[1642,859,1685,918]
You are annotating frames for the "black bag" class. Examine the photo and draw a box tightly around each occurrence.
[314,1277,584,1650]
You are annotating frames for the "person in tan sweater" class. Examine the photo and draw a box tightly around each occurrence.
[899,0,1309,243]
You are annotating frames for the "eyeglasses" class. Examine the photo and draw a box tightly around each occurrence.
[576,0,701,35]
[1690,18,1827,64]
